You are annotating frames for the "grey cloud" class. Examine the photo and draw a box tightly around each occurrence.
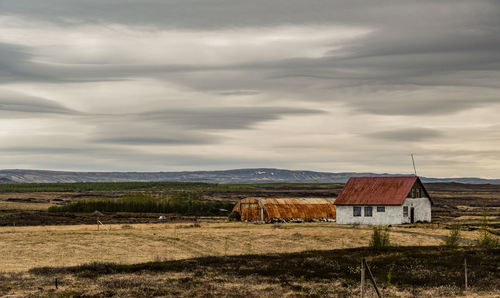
[2,0,499,105]
[0,145,277,171]
[216,90,261,96]
[367,128,443,142]
[88,106,323,146]
[94,136,218,146]
[348,98,500,116]
[0,91,76,116]
[2,0,497,31]
[136,107,324,130]
[0,0,394,29]
[0,146,93,155]
[0,43,38,83]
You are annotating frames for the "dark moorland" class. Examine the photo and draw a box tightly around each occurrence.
[0,246,497,297]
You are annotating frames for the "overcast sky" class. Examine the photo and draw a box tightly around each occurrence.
[1,0,499,178]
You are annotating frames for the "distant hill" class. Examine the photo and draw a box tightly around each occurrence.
[0,177,13,183]
[0,168,499,184]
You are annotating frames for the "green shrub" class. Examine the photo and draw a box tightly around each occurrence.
[476,207,499,247]
[369,226,390,249]
[386,265,394,287]
[48,192,234,216]
[443,225,461,247]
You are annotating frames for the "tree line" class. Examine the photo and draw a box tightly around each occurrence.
[48,192,234,216]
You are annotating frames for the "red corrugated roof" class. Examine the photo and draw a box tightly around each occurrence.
[335,176,429,205]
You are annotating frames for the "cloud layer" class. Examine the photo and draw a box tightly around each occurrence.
[0,0,499,177]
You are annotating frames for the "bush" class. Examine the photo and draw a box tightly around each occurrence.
[369,226,390,249]
[443,225,461,247]
[48,192,234,216]
[476,207,499,247]
[227,211,241,221]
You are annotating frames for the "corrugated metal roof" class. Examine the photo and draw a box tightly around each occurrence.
[232,197,336,221]
[334,176,428,205]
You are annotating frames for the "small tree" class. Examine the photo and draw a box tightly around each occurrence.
[443,224,461,247]
[476,206,499,247]
[369,226,390,249]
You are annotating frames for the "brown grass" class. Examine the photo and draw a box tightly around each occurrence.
[0,222,483,273]
[0,201,54,211]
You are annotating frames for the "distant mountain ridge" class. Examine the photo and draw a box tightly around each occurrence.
[0,177,13,183]
[0,168,499,184]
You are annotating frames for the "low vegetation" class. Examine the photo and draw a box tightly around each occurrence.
[444,225,462,247]
[476,207,499,247]
[1,246,495,297]
[48,193,234,216]
[369,226,391,249]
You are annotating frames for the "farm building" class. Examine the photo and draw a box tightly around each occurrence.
[335,176,432,225]
[231,197,336,222]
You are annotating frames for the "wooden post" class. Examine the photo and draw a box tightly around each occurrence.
[464,257,468,289]
[361,258,365,298]
[364,259,382,298]
[55,278,58,289]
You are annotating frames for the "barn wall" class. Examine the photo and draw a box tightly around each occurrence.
[264,201,336,221]
[336,197,431,225]
[336,205,403,225]
[234,198,262,221]
[232,198,336,222]
[403,197,431,223]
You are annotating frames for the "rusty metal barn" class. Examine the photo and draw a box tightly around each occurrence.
[232,198,336,222]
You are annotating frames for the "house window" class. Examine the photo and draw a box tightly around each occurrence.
[364,206,373,217]
[403,206,409,217]
[377,206,385,212]
[353,206,361,217]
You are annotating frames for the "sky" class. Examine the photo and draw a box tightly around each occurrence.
[0,0,499,178]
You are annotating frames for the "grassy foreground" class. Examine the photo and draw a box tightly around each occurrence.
[0,222,483,273]
[1,246,498,297]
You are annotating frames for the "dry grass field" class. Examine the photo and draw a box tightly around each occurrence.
[0,222,485,273]
[0,222,499,297]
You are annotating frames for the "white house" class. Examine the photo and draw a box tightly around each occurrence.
[335,176,432,225]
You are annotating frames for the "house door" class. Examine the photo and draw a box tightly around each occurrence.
[410,207,415,223]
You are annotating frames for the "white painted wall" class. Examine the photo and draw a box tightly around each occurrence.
[403,197,432,223]
[336,197,431,225]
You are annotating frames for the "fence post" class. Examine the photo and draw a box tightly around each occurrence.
[364,259,382,298]
[464,257,468,289]
[361,258,365,298]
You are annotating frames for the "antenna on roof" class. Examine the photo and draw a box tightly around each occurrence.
[410,153,418,176]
